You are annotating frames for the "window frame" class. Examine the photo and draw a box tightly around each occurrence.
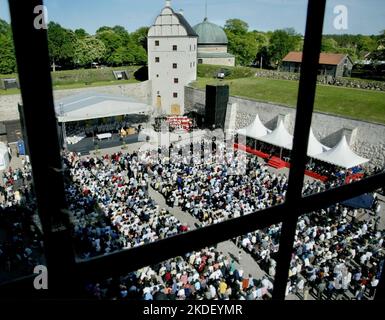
[1,0,385,301]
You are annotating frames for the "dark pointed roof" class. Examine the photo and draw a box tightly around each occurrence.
[174,12,198,37]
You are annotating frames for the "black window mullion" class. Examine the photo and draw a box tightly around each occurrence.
[4,0,384,301]
[8,0,77,298]
[1,171,384,294]
[273,0,327,300]
[76,171,385,280]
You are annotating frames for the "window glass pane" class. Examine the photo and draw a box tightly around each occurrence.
[81,223,281,300]
[0,7,46,284]
[285,192,384,300]
[304,1,385,195]
[0,154,46,283]
[64,151,189,259]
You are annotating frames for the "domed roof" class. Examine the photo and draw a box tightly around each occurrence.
[193,18,228,45]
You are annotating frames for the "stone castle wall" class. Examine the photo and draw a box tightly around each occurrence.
[185,86,385,169]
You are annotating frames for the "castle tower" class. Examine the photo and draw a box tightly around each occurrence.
[148,0,198,115]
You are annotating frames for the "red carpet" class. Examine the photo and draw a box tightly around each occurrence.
[234,143,328,181]
[268,156,287,169]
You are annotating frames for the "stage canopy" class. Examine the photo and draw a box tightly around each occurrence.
[341,194,374,209]
[307,128,330,157]
[55,92,151,123]
[237,114,271,139]
[0,143,10,171]
[312,135,370,169]
[258,120,293,149]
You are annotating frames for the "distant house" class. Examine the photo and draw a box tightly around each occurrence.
[281,51,353,77]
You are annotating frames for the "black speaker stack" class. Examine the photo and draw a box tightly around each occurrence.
[204,85,229,129]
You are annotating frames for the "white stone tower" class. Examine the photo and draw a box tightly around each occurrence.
[148,0,198,115]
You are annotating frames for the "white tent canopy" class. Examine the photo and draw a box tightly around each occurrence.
[0,143,10,171]
[55,92,151,123]
[307,128,330,157]
[258,120,293,149]
[237,114,271,139]
[313,135,370,169]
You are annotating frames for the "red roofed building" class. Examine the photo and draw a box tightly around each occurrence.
[281,51,353,77]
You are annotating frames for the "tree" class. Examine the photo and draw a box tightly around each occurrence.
[0,34,16,74]
[0,19,16,74]
[224,19,248,35]
[131,45,147,65]
[96,30,125,63]
[74,28,88,39]
[47,22,76,70]
[131,26,149,51]
[224,19,258,66]
[321,38,338,52]
[96,26,113,34]
[252,31,269,67]
[371,30,385,63]
[74,37,106,67]
[107,46,134,66]
[112,25,131,45]
[268,28,302,67]
[226,32,258,66]
[0,18,11,35]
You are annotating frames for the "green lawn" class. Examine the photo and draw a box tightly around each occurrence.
[192,77,385,124]
[0,79,140,96]
[0,65,142,95]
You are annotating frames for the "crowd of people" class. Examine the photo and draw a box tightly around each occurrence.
[1,135,384,300]
[140,140,384,300]
[237,203,384,299]
[85,247,274,300]
[146,141,328,226]
[64,151,189,258]
[0,159,44,280]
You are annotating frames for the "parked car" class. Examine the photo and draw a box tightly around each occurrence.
[216,68,231,79]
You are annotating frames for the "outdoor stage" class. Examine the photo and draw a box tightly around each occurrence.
[67,134,139,155]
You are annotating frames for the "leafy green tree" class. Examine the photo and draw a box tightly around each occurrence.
[96,26,113,34]
[321,38,338,52]
[372,30,385,62]
[74,28,88,39]
[131,26,149,51]
[96,30,125,63]
[112,25,131,45]
[226,32,258,66]
[74,37,106,67]
[251,31,270,67]
[0,34,16,74]
[131,45,147,65]
[0,19,16,74]
[224,19,248,35]
[0,19,11,35]
[47,22,76,70]
[224,19,258,66]
[268,28,302,67]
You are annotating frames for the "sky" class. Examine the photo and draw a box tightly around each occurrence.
[0,0,384,35]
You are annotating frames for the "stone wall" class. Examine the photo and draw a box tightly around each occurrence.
[185,86,385,169]
[0,81,152,122]
[254,69,385,91]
